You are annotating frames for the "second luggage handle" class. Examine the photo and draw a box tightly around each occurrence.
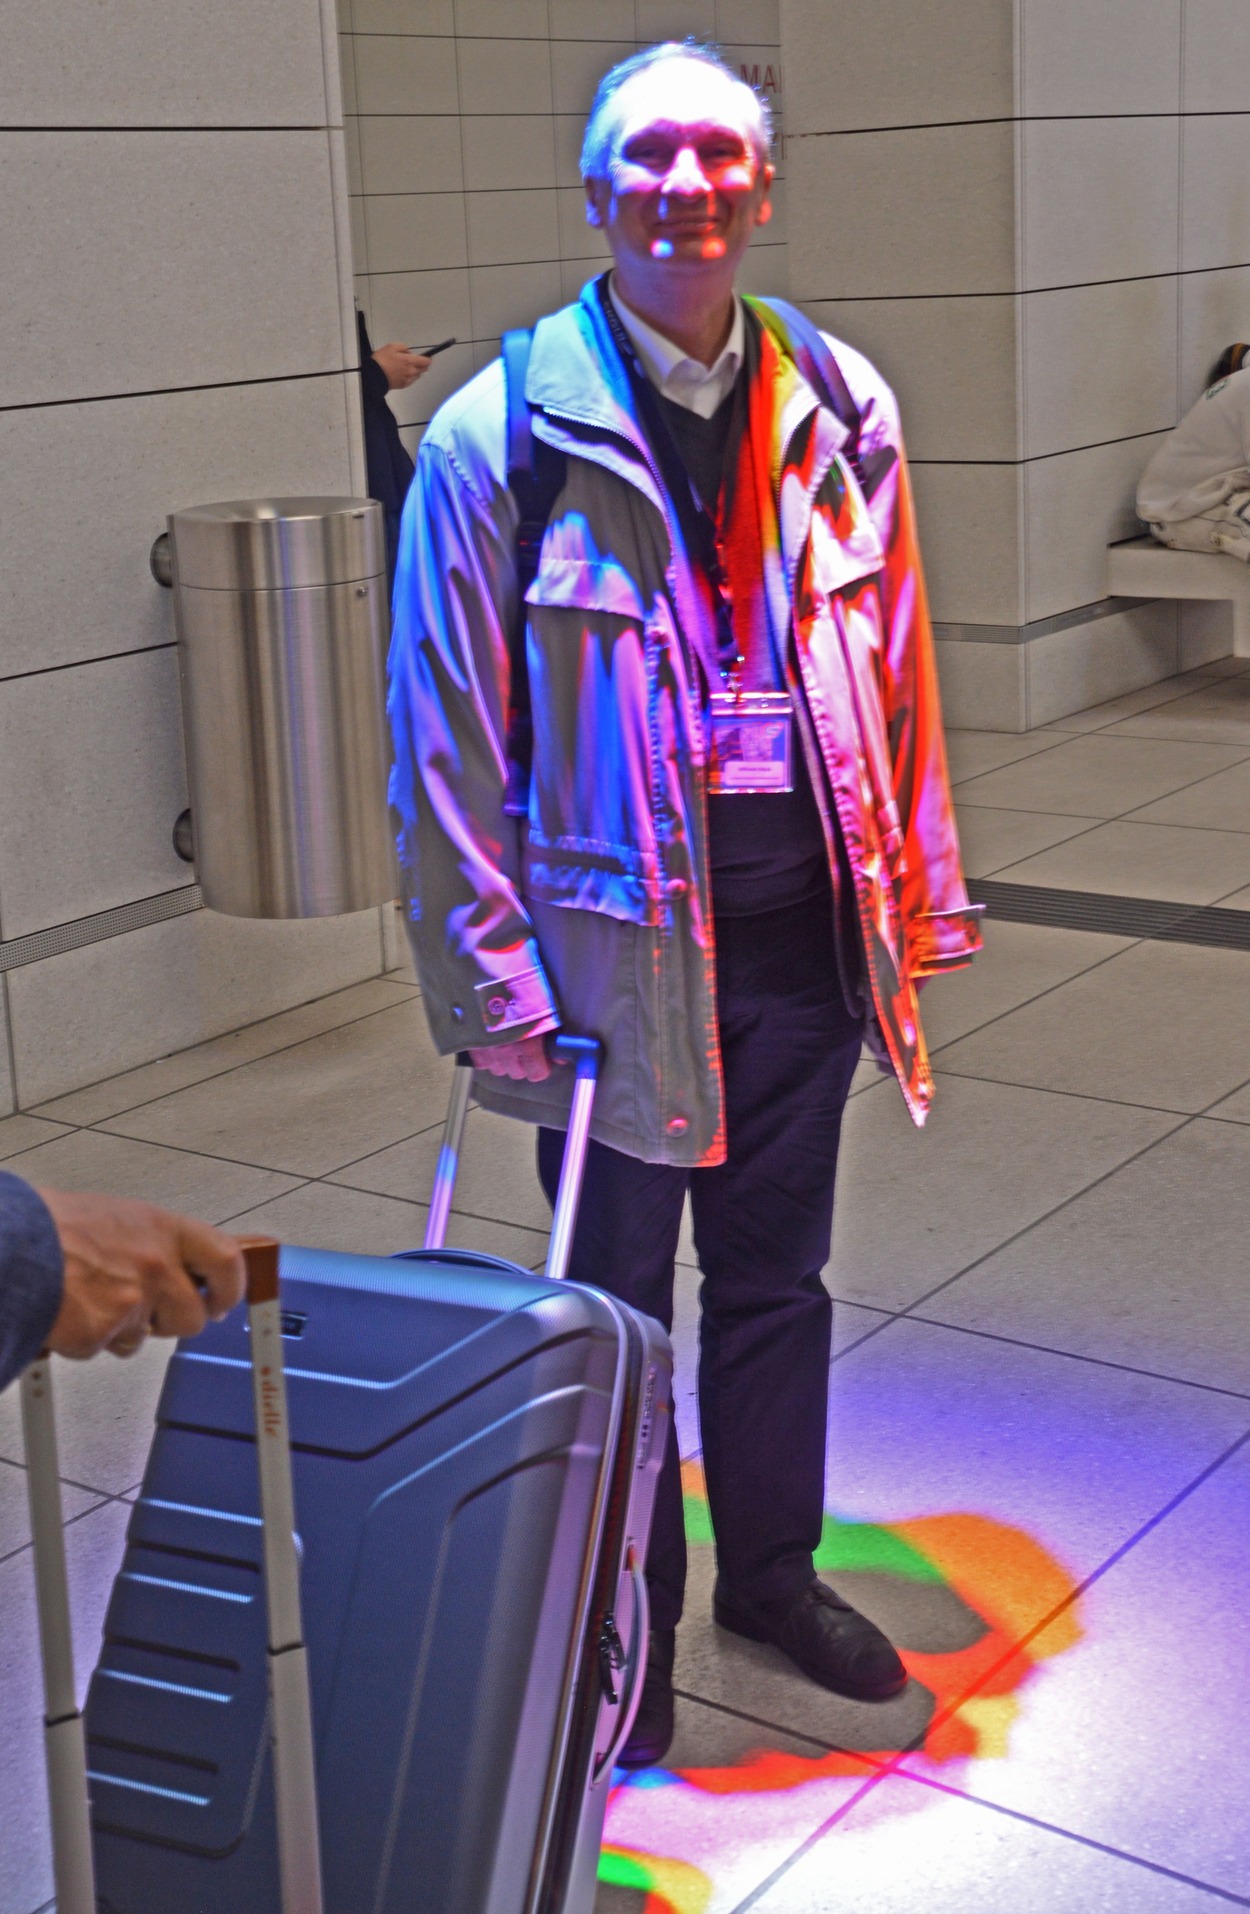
[240,1237,325,1914]
[422,1035,601,1284]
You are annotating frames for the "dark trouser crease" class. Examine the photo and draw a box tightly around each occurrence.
[537,885,862,1634]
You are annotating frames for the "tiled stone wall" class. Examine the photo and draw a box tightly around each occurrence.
[782,0,1250,728]
[339,0,788,458]
[0,0,387,1112]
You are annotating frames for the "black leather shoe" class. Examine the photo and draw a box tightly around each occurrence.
[714,1579,908,1701]
[616,1627,676,1770]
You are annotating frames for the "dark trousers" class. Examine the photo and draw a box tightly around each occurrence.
[538,888,862,1633]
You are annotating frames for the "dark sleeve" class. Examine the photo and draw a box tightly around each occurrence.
[357,309,392,414]
[356,308,415,511]
[0,1172,64,1390]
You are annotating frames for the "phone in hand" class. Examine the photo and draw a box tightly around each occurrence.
[414,337,456,357]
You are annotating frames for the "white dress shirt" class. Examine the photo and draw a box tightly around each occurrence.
[609,276,744,419]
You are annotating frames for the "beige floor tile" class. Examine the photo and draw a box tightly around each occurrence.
[934,938,1250,1112]
[944,729,1069,784]
[0,1112,70,1161]
[100,1000,450,1177]
[828,1072,1176,1312]
[991,818,1250,904]
[953,804,1101,878]
[1033,659,1243,734]
[1216,882,1250,908]
[898,1444,1250,1903]
[222,1177,550,1269]
[1122,753,1250,828]
[952,733,1249,819]
[920,919,1132,1054]
[33,976,418,1126]
[1,1127,301,1222]
[747,1774,1223,1911]
[1106,670,1250,745]
[923,1118,1250,1391]
[329,1103,552,1232]
[0,1336,173,1492]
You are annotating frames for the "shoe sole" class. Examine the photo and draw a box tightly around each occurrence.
[714,1595,909,1702]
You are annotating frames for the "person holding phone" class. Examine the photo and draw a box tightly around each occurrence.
[356,309,440,593]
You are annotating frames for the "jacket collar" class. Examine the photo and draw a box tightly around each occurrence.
[525,278,881,592]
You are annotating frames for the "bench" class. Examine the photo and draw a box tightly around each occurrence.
[1107,535,1250,656]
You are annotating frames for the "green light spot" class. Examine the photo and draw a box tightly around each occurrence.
[599,1849,656,1890]
[683,1493,716,1545]
[814,1514,943,1582]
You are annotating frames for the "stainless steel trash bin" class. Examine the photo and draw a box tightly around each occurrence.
[168,497,395,918]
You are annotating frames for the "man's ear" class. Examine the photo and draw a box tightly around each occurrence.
[585,178,605,229]
[754,161,776,229]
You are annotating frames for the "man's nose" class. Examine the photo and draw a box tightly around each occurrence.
[660,145,714,198]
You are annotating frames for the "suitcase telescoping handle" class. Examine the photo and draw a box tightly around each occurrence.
[240,1236,325,1914]
[422,1034,601,1284]
[21,1357,98,1914]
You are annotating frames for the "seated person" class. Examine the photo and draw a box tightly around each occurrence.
[1137,343,1250,559]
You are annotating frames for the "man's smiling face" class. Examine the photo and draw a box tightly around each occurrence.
[585,58,773,284]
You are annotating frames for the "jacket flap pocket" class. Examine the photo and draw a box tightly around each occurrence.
[526,556,647,620]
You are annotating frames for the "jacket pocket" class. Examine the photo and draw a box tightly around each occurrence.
[522,559,662,926]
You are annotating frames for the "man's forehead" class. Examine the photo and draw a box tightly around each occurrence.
[607,61,756,152]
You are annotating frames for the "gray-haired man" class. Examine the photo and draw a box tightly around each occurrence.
[389,42,978,1766]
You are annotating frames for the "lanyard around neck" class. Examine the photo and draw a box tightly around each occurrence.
[595,276,743,686]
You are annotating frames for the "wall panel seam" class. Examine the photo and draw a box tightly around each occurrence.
[0,367,356,418]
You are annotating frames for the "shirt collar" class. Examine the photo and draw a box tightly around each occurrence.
[608,274,744,418]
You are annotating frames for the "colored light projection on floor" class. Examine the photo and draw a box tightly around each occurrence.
[600,1461,1083,1914]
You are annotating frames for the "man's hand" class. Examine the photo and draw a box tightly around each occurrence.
[372,343,431,391]
[469,1037,551,1082]
[36,1189,246,1361]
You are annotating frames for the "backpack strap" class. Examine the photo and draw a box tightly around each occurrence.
[501,327,565,817]
[753,296,897,502]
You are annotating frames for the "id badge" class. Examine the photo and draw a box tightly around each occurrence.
[707,690,794,795]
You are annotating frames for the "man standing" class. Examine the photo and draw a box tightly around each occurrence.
[388,42,980,1768]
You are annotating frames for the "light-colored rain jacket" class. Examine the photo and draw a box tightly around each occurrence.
[388,284,981,1165]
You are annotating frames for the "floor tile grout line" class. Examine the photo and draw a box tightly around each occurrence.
[885,1310,1250,1404]
[668,1685,894,1771]
[905,1423,1250,1757]
[929,1056,1206,1116]
[735,1425,1250,1914]
[925,931,1158,1062]
[728,1765,890,1913]
[0,1482,129,1569]
[883,1769,1250,1909]
[955,737,1250,828]
[29,987,424,1129]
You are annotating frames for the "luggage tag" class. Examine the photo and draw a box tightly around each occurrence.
[707,689,794,795]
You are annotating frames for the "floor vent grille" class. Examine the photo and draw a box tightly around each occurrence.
[970,879,1250,952]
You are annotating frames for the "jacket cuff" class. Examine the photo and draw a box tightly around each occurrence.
[474,962,558,1036]
[0,1173,64,1387]
[908,905,985,977]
